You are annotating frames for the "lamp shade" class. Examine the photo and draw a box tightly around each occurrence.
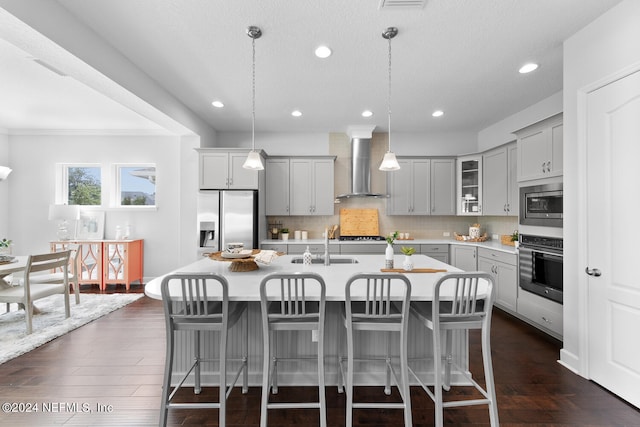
[379,152,400,171]
[0,166,12,181]
[48,204,81,221]
[242,150,264,170]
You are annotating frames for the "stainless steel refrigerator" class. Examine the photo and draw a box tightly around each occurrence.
[197,190,259,254]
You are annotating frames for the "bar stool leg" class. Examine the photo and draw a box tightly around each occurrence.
[194,330,201,395]
[434,326,444,427]
[482,325,499,427]
[261,329,271,427]
[317,328,327,427]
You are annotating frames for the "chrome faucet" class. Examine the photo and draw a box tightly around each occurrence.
[324,227,330,266]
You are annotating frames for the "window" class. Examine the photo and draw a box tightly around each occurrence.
[66,165,102,205]
[56,163,157,209]
[116,165,156,207]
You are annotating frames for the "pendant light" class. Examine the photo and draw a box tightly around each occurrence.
[243,26,264,170]
[379,27,401,171]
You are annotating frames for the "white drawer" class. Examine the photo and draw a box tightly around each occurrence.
[517,290,563,339]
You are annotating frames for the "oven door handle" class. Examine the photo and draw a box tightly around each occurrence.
[519,246,562,258]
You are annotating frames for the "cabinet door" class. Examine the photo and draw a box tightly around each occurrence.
[387,159,412,215]
[549,123,563,177]
[450,245,477,271]
[289,159,313,215]
[200,153,229,189]
[507,143,518,215]
[265,158,290,215]
[431,158,455,215]
[410,159,431,215]
[495,261,518,312]
[228,152,259,189]
[457,156,482,215]
[482,147,508,216]
[312,159,335,215]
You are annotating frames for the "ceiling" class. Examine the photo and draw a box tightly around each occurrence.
[0,0,623,135]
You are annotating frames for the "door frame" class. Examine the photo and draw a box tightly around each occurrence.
[575,61,640,378]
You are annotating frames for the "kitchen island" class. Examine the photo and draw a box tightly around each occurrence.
[145,253,472,387]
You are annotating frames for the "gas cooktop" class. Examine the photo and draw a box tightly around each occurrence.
[339,236,386,241]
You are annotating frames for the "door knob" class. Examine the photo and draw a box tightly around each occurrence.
[585,267,602,277]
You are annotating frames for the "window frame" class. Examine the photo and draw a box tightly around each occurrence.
[56,163,103,206]
[112,163,157,209]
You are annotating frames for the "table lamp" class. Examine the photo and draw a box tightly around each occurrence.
[48,204,81,240]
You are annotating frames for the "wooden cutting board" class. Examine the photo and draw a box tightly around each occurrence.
[339,208,379,236]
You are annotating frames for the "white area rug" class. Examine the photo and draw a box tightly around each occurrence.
[0,293,143,364]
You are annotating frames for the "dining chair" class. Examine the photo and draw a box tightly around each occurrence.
[339,272,412,427]
[408,272,499,427]
[259,272,327,427]
[159,272,248,427]
[29,244,81,304]
[0,250,72,334]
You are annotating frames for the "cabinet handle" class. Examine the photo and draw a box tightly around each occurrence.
[229,178,233,185]
[541,316,553,324]
[585,267,602,277]
[541,162,546,173]
[547,161,552,172]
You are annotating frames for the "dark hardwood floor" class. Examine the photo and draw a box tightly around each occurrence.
[0,284,638,426]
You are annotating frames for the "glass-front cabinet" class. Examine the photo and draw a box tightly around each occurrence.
[457,155,482,215]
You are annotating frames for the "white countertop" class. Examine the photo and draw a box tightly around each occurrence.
[261,238,518,255]
[145,254,465,302]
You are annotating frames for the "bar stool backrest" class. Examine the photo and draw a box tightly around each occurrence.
[345,273,411,323]
[260,272,326,322]
[161,273,229,331]
[433,272,494,330]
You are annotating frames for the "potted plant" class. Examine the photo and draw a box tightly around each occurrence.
[511,230,519,249]
[0,238,12,255]
[401,246,415,271]
[280,228,289,241]
[384,231,398,269]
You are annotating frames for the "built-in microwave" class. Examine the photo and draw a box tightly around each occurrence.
[519,182,563,228]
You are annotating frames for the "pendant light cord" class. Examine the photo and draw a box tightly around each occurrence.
[252,36,256,152]
[387,35,392,153]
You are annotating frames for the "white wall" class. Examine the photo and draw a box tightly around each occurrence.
[477,91,563,152]
[0,131,9,239]
[7,133,197,279]
[217,130,477,157]
[562,0,640,374]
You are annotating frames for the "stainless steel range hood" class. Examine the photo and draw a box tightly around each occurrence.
[335,137,388,199]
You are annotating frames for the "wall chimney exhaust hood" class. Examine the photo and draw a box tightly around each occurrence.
[336,126,388,199]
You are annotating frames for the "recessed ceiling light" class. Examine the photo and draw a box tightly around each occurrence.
[211,100,224,108]
[315,45,332,59]
[291,110,302,117]
[519,63,539,74]
[432,110,444,117]
[362,110,373,118]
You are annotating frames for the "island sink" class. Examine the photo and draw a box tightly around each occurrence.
[291,257,359,264]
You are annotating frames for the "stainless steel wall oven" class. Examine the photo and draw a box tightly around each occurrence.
[518,234,563,304]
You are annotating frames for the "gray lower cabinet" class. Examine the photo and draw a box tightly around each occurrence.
[261,243,288,253]
[449,245,477,271]
[420,244,449,264]
[340,243,385,255]
[287,243,339,255]
[516,288,563,340]
[477,248,517,313]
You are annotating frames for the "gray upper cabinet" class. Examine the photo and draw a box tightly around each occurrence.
[265,158,290,215]
[387,158,430,215]
[482,142,517,216]
[387,158,454,216]
[515,113,563,182]
[198,150,262,190]
[430,158,456,215]
[267,157,335,216]
[456,155,482,215]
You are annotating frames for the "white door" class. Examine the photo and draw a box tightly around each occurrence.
[586,69,640,408]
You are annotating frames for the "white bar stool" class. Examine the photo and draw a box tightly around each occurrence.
[259,272,327,427]
[339,272,413,427]
[159,273,248,427]
[408,272,499,427]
